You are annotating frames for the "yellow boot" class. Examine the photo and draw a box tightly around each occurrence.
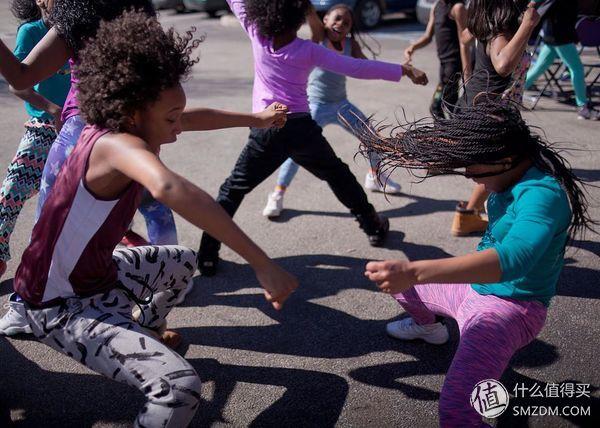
[451,203,488,236]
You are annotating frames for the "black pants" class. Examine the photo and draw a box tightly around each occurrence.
[431,61,461,118]
[200,115,375,252]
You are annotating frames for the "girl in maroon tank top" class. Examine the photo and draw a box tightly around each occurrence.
[14,11,297,427]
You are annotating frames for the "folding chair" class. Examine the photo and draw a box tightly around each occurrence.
[529,33,571,110]
[576,16,600,103]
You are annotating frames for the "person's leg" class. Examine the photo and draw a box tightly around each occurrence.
[439,292,547,427]
[336,100,402,194]
[138,191,178,245]
[199,127,290,274]
[554,43,588,107]
[273,102,336,191]
[25,290,201,427]
[0,121,56,264]
[113,245,197,315]
[387,283,472,344]
[392,283,472,325]
[35,115,86,220]
[525,44,558,89]
[288,117,389,246]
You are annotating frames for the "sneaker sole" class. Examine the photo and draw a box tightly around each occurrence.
[263,211,282,218]
[366,185,402,195]
[386,327,449,345]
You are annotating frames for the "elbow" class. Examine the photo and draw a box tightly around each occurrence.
[148,177,179,203]
[495,61,514,77]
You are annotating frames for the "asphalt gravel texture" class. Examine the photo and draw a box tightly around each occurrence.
[0,6,598,428]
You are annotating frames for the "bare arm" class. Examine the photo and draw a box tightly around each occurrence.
[364,249,502,294]
[99,136,298,308]
[9,86,64,131]
[0,28,71,90]
[182,102,288,132]
[404,3,435,62]
[488,4,540,77]
[307,4,325,43]
[451,3,473,79]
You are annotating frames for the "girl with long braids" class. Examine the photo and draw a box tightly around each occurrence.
[261,3,403,219]
[450,0,542,239]
[362,99,595,427]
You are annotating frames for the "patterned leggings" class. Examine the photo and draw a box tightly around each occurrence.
[25,246,200,428]
[0,119,57,261]
[394,283,547,427]
[36,115,178,245]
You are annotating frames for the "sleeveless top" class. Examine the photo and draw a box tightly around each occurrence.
[307,38,353,104]
[464,41,513,105]
[434,0,462,64]
[15,126,143,307]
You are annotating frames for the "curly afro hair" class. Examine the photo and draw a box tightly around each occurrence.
[76,10,201,132]
[48,0,156,56]
[10,0,41,23]
[245,0,311,38]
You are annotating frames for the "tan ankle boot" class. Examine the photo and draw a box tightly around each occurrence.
[451,203,489,236]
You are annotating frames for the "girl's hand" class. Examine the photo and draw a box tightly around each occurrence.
[402,63,428,86]
[523,2,541,28]
[404,45,415,63]
[49,105,64,133]
[254,261,299,310]
[255,102,288,129]
[364,260,417,294]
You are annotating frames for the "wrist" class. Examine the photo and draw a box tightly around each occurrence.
[47,104,62,118]
[248,248,272,272]
[250,113,264,128]
[406,260,424,285]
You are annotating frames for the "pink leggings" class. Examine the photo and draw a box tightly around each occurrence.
[394,284,547,427]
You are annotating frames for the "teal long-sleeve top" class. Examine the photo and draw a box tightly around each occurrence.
[472,167,572,307]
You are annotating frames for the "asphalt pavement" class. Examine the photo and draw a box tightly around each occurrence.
[0,6,598,428]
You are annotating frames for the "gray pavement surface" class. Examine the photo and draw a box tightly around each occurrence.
[0,5,599,428]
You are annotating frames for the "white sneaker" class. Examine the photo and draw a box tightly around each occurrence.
[386,317,449,345]
[364,173,401,194]
[0,294,33,336]
[262,192,284,218]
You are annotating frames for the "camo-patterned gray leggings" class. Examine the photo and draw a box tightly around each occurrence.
[25,246,200,428]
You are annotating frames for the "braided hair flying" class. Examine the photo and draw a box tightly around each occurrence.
[356,99,596,242]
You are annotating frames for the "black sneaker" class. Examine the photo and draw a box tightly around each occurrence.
[355,211,390,247]
[198,234,221,277]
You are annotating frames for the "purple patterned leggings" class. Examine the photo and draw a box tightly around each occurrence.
[394,283,547,427]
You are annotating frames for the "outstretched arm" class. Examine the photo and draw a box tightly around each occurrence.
[100,135,298,309]
[312,43,428,85]
[365,250,502,294]
[9,86,64,131]
[404,3,435,62]
[182,102,288,131]
[0,28,71,90]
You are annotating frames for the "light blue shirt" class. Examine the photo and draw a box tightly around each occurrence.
[473,167,572,307]
[13,20,71,120]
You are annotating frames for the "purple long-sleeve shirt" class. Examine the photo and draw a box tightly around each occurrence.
[227,0,403,113]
